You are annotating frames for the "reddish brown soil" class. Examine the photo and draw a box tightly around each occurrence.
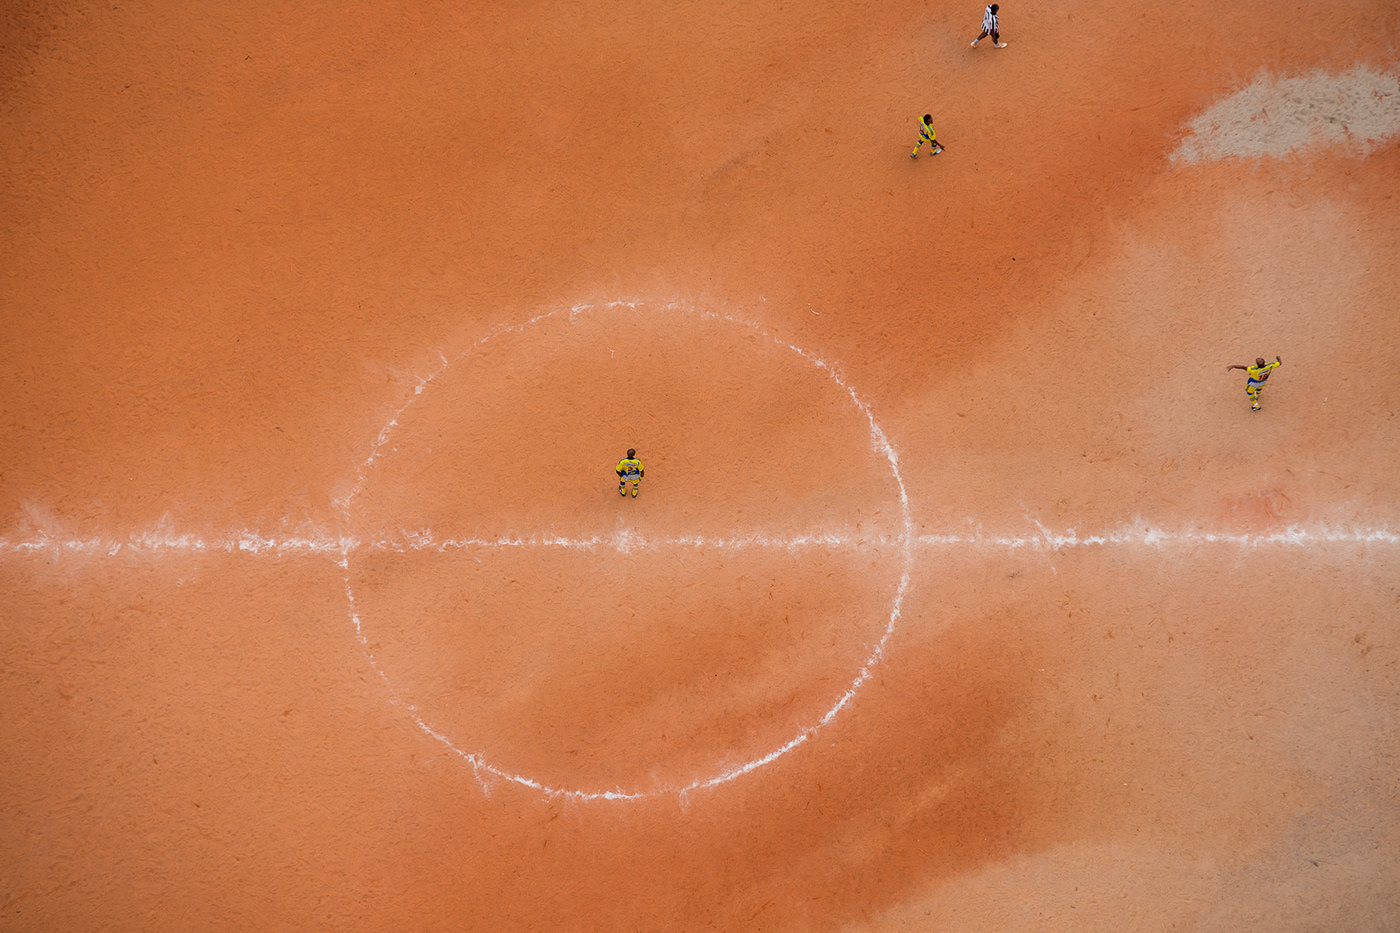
[3,1,1398,930]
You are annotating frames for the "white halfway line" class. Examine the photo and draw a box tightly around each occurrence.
[1,523,1396,557]
[6,301,1396,803]
[328,298,918,804]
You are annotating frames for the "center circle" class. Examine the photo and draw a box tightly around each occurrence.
[342,301,912,799]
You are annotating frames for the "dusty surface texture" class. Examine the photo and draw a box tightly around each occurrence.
[1172,65,1400,164]
[2,0,1399,930]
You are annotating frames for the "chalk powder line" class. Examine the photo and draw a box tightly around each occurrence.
[3,299,1397,801]
[2,527,1396,794]
[3,524,1398,557]
[6,70,1396,809]
[336,299,916,802]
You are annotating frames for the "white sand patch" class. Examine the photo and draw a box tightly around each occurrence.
[1173,65,1400,164]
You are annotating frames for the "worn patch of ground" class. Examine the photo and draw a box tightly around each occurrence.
[1174,65,1400,164]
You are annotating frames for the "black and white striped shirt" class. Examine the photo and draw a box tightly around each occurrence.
[982,5,999,34]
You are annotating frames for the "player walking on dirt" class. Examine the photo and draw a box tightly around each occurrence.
[1226,356,1282,411]
[971,3,1007,47]
[616,449,645,497]
[910,114,945,158]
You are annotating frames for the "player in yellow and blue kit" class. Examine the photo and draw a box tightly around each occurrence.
[616,449,644,497]
[910,114,944,158]
[1227,356,1282,411]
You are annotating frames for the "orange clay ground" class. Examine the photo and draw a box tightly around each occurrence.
[3,1,1399,930]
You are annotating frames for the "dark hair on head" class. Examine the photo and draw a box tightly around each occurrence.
[627,449,636,458]
[923,114,932,122]
[1255,358,1266,366]
[990,3,998,12]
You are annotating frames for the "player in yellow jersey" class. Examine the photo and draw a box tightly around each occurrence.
[616,449,644,497]
[909,114,944,158]
[1227,355,1282,411]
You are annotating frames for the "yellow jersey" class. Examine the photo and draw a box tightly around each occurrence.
[1246,361,1280,384]
[616,458,644,478]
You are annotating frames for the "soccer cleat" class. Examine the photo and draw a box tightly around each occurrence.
[995,41,1007,47]
[970,39,979,46]
[910,152,918,159]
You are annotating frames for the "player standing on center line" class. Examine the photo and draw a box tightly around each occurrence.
[971,3,1007,48]
[616,449,644,497]
[1226,356,1283,411]
[909,114,945,158]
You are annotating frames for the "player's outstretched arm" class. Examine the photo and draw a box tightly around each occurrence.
[1226,364,1249,371]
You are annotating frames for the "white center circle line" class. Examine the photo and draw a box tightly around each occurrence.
[334,299,915,802]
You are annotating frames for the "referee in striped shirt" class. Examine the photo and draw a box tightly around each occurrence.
[971,3,1007,48]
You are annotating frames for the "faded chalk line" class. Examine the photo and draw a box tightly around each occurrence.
[335,298,915,803]
[4,523,1396,558]
[5,306,1397,804]
[3,522,1395,795]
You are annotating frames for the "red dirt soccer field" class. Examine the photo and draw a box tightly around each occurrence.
[3,1,1399,931]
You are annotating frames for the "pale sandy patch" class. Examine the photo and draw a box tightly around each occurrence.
[1173,65,1400,164]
